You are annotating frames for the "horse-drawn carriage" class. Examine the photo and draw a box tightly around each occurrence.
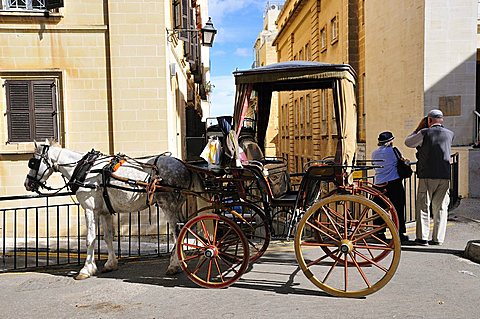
[25,61,400,298]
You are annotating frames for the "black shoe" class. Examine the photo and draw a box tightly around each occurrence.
[415,239,428,246]
[428,240,443,246]
[400,234,409,242]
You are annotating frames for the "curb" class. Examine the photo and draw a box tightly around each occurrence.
[464,240,480,264]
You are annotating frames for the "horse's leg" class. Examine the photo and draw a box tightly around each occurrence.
[100,214,118,273]
[75,209,98,280]
[165,202,183,275]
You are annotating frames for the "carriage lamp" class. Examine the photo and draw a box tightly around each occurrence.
[166,17,217,47]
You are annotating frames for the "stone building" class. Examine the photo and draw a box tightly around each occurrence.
[254,0,477,197]
[253,2,283,156]
[272,0,364,173]
[0,0,213,196]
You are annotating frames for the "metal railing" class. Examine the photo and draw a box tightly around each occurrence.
[359,152,459,224]
[1,193,173,272]
[402,152,460,223]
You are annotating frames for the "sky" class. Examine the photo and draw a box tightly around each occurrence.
[208,0,267,116]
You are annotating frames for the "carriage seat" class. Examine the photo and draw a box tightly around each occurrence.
[270,189,298,207]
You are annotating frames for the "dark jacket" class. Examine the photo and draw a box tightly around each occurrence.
[416,125,454,179]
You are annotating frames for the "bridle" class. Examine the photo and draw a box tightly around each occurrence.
[26,144,59,192]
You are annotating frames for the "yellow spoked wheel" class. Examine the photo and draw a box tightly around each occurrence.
[294,194,401,298]
[177,213,249,289]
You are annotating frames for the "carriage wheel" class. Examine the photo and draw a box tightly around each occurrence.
[177,214,249,289]
[323,185,400,266]
[197,202,270,263]
[350,183,400,229]
[294,194,401,297]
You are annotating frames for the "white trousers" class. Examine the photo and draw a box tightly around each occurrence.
[416,178,450,243]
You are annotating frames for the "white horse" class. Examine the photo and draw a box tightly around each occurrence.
[24,139,203,280]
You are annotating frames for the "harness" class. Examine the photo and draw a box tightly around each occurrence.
[68,149,101,193]
[29,147,182,215]
[100,154,128,214]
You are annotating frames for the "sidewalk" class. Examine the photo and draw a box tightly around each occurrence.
[448,197,480,263]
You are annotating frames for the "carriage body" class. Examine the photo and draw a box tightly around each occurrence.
[177,61,401,297]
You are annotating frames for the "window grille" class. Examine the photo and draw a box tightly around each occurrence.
[3,0,45,11]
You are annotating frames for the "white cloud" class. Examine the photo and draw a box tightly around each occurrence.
[235,48,251,57]
[212,49,227,57]
[209,74,235,116]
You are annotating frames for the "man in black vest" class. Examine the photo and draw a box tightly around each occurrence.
[405,109,454,246]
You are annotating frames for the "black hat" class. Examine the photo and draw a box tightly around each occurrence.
[378,131,394,145]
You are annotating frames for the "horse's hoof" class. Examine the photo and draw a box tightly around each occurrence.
[74,273,90,280]
[165,266,182,276]
[101,266,118,273]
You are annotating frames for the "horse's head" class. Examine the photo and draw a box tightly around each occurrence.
[24,139,57,192]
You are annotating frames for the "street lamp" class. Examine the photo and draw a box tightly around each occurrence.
[200,17,217,47]
[166,17,217,47]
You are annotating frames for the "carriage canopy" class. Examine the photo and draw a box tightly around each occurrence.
[232,61,358,170]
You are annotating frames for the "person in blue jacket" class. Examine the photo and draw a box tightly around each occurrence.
[372,131,408,242]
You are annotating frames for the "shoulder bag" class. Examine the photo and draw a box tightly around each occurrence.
[393,147,413,179]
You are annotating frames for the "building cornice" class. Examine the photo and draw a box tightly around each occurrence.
[272,0,307,46]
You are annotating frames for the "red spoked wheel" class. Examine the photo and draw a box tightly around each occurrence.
[177,213,250,289]
[214,202,270,263]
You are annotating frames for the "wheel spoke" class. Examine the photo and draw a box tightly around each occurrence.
[306,248,340,267]
[323,207,343,238]
[213,257,225,283]
[322,250,342,283]
[200,220,212,245]
[306,219,340,243]
[186,228,208,247]
[212,219,219,243]
[348,251,371,288]
[207,259,213,283]
[344,253,348,292]
[352,249,389,273]
[192,256,208,275]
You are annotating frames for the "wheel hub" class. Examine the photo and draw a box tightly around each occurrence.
[204,246,218,258]
[339,239,353,254]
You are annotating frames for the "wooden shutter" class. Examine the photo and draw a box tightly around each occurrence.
[45,0,64,10]
[6,81,32,142]
[173,0,182,29]
[179,0,189,41]
[5,79,58,143]
[33,80,57,141]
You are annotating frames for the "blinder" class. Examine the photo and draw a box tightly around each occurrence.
[26,144,51,189]
[28,157,41,171]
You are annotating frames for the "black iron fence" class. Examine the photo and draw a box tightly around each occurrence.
[389,152,460,224]
[1,193,173,272]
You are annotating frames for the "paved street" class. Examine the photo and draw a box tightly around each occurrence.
[1,199,479,319]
